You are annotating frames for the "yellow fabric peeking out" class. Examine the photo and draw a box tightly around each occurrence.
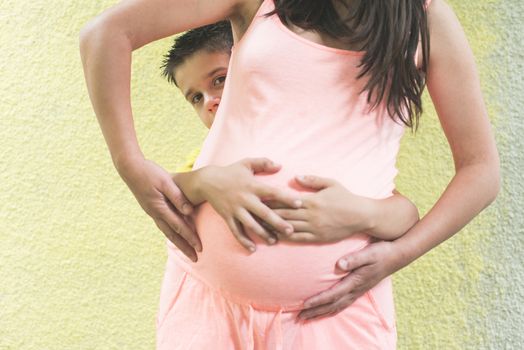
[176,147,201,172]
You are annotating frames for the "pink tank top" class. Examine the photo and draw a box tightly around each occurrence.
[194,0,406,199]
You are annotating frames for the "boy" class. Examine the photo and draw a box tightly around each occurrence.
[161,21,232,131]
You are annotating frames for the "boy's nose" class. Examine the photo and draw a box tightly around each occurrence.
[206,96,221,115]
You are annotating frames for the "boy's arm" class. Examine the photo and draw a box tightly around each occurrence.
[272,176,419,242]
[173,158,302,251]
[369,189,419,240]
[172,168,212,206]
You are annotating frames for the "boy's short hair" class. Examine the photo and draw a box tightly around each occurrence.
[161,21,233,86]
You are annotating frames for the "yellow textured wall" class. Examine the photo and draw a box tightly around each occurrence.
[1,1,522,349]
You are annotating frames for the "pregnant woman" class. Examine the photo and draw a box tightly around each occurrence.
[80,0,500,348]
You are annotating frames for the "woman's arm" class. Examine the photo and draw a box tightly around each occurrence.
[79,0,246,261]
[391,0,499,264]
[298,0,500,319]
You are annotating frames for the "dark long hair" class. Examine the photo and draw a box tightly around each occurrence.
[267,0,430,129]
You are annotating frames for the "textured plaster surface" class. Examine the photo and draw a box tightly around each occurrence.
[0,0,522,349]
[395,1,524,349]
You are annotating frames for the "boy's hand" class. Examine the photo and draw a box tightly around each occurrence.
[270,175,376,243]
[118,157,201,262]
[196,158,302,252]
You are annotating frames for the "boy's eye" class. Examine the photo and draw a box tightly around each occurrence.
[213,76,226,86]
[191,93,203,105]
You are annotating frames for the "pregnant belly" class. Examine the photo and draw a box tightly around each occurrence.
[169,201,370,310]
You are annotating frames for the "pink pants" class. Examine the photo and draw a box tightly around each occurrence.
[156,254,397,349]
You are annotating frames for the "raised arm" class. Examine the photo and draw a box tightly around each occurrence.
[80,0,241,168]
[298,0,500,319]
[79,0,244,261]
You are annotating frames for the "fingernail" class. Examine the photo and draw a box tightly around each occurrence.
[294,199,302,208]
[268,237,277,245]
[338,260,348,270]
[285,226,293,235]
[249,246,256,252]
[296,175,305,182]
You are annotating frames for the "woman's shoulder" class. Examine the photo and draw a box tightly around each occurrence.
[415,0,456,69]
[426,0,467,57]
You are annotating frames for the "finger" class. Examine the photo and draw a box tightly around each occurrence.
[163,179,193,215]
[298,303,336,320]
[277,231,316,243]
[254,217,279,240]
[162,208,202,253]
[295,175,337,191]
[263,200,291,210]
[156,219,197,262]
[272,220,310,236]
[284,220,310,233]
[227,218,256,252]
[337,247,374,272]
[247,201,294,235]
[237,208,277,245]
[242,157,281,174]
[257,185,302,209]
[299,294,356,320]
[273,208,307,221]
[303,276,356,309]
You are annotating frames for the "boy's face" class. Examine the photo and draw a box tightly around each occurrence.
[174,50,230,129]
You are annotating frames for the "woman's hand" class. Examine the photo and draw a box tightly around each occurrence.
[271,175,377,243]
[298,240,401,320]
[118,156,201,262]
[190,158,302,252]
